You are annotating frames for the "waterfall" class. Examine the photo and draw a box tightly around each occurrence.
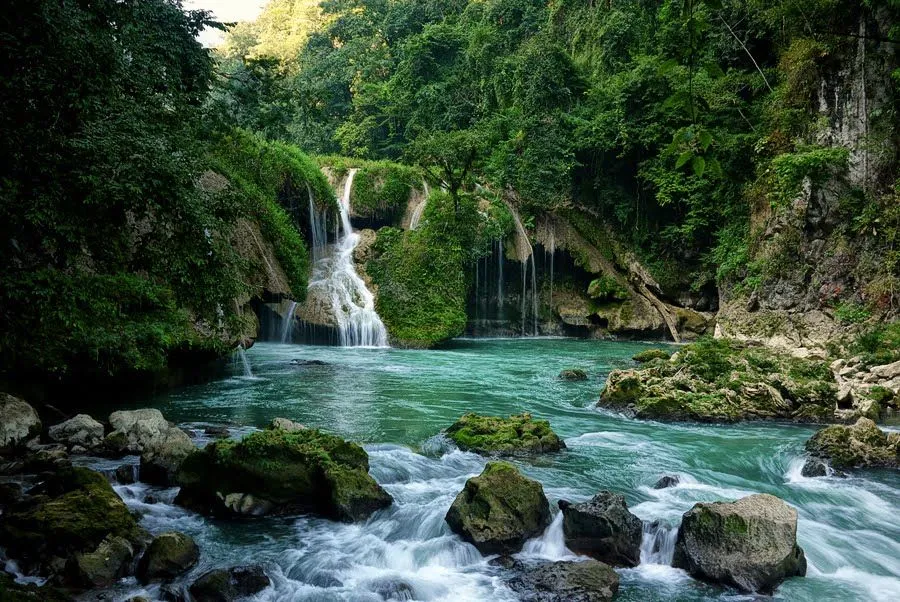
[640,521,678,565]
[306,169,389,348]
[307,183,327,265]
[235,346,253,378]
[496,239,504,320]
[409,181,430,230]
[548,229,555,308]
[280,301,298,343]
[504,201,539,337]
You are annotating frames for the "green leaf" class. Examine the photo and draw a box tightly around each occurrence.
[676,151,694,169]
[703,62,725,79]
[692,155,707,177]
[707,158,723,178]
[699,130,713,151]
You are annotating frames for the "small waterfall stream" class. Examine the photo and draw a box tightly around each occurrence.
[234,346,254,378]
[305,169,389,347]
[640,520,678,565]
[280,301,298,343]
[409,180,430,230]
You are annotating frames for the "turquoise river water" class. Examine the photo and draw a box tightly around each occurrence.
[86,339,900,601]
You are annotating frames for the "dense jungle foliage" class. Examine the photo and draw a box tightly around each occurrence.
[215,0,899,300]
[0,0,330,384]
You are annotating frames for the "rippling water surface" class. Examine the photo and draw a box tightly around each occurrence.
[89,340,900,601]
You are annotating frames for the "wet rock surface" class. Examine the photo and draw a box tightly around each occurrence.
[189,565,271,602]
[558,492,642,567]
[805,417,899,469]
[444,412,565,455]
[445,461,551,554]
[673,493,807,593]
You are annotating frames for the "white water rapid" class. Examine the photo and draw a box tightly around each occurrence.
[306,169,389,347]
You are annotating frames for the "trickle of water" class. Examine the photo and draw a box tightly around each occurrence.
[306,169,389,348]
[307,183,328,265]
[521,512,572,560]
[280,300,298,344]
[640,520,678,565]
[235,346,253,378]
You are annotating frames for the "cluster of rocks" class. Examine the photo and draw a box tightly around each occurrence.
[0,393,390,599]
[598,338,842,422]
[830,357,900,422]
[444,458,807,599]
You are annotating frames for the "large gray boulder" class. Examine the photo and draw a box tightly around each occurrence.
[507,559,619,602]
[445,462,551,554]
[137,532,199,583]
[49,414,104,450]
[0,393,41,454]
[559,492,642,567]
[139,428,196,486]
[107,409,170,454]
[673,493,807,593]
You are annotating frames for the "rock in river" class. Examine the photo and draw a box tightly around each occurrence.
[558,492,642,567]
[175,425,391,522]
[506,559,620,602]
[48,414,105,450]
[137,531,200,582]
[673,493,806,593]
[805,417,899,470]
[445,461,551,554]
[189,565,271,602]
[444,412,565,455]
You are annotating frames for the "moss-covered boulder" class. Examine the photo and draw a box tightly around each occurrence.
[805,417,899,469]
[68,534,136,588]
[175,427,391,522]
[0,467,146,577]
[673,494,806,593]
[599,338,838,423]
[445,413,565,455]
[137,532,199,582]
[445,462,551,554]
[559,492,642,567]
[632,349,671,363]
[559,369,588,381]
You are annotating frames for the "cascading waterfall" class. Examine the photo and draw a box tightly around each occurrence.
[306,169,389,347]
[505,202,539,337]
[640,521,678,565]
[280,301,298,343]
[409,180,430,230]
[307,183,328,265]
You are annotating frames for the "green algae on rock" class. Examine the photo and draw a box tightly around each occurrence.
[445,412,566,455]
[632,349,671,363]
[805,417,900,470]
[559,369,588,381]
[445,461,551,554]
[0,467,146,577]
[175,426,392,522]
[599,338,839,422]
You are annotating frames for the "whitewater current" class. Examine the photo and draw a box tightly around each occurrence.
[71,340,900,602]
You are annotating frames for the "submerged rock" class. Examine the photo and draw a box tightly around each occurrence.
[559,369,588,381]
[799,457,830,477]
[48,414,104,450]
[0,467,146,578]
[805,417,899,469]
[632,349,671,363]
[189,565,270,602]
[653,475,680,489]
[137,532,199,582]
[445,461,551,554]
[558,492,642,567]
[673,493,806,593]
[444,413,565,455]
[0,393,41,455]
[175,426,391,522]
[203,425,230,437]
[506,559,619,602]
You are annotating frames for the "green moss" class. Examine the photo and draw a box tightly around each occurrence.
[0,468,144,562]
[176,427,390,521]
[588,275,630,301]
[632,349,671,363]
[445,413,564,455]
[806,419,899,469]
[850,321,900,366]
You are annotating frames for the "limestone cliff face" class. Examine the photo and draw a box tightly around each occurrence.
[718,7,899,354]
